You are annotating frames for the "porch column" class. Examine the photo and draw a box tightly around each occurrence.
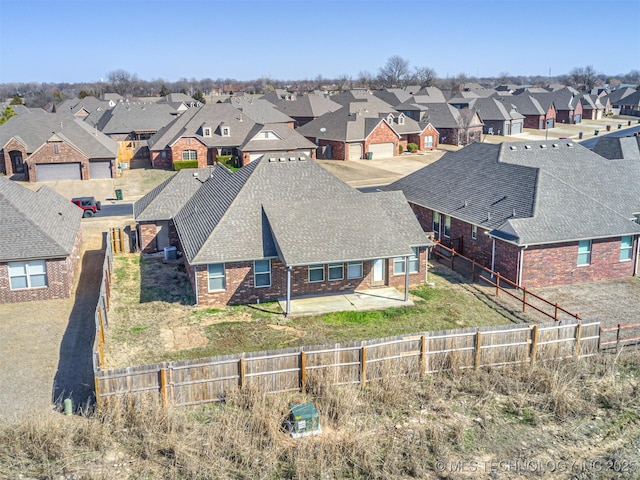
[286,266,292,316]
[404,256,410,301]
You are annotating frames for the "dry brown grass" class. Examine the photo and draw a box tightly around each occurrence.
[2,349,639,479]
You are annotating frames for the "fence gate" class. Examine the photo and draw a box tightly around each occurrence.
[110,227,126,254]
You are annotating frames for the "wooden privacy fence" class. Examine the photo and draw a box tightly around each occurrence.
[433,243,581,323]
[599,323,640,351]
[92,240,113,374]
[95,319,600,409]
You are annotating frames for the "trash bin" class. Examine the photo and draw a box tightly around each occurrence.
[618,124,622,129]
[578,132,583,139]
[594,130,599,136]
[366,152,373,160]
[628,120,632,126]
[115,189,123,200]
[606,125,611,131]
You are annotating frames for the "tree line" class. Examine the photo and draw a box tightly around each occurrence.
[1,58,639,109]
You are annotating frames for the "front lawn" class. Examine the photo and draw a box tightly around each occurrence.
[104,255,525,368]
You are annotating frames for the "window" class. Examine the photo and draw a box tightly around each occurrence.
[409,247,419,273]
[54,144,59,154]
[182,150,197,160]
[577,240,591,266]
[222,127,230,137]
[187,138,191,145]
[398,115,405,125]
[471,225,477,240]
[328,263,344,281]
[393,257,406,275]
[444,215,451,238]
[620,236,633,261]
[308,264,324,283]
[8,260,47,289]
[207,263,226,291]
[424,135,434,148]
[203,127,212,137]
[347,261,363,279]
[161,150,167,158]
[433,212,440,233]
[254,260,271,287]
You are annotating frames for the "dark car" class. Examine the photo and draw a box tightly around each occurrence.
[71,197,101,217]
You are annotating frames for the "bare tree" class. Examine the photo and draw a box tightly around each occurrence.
[357,70,375,89]
[378,55,411,88]
[107,69,138,96]
[335,74,352,92]
[457,107,477,146]
[497,71,510,85]
[569,65,598,91]
[412,66,437,87]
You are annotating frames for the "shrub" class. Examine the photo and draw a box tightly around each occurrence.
[398,144,404,154]
[173,160,199,171]
[407,142,419,152]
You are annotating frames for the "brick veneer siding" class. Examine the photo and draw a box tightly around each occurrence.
[523,114,545,129]
[28,141,90,181]
[186,249,427,307]
[2,138,29,176]
[315,139,347,160]
[521,237,638,288]
[0,226,82,304]
[364,121,399,156]
[138,221,179,254]
[437,127,484,146]
[150,149,173,169]
[170,137,208,168]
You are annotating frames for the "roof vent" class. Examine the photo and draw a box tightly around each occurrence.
[464,200,468,208]
[487,212,491,221]
[289,157,296,161]
[279,157,286,162]
[512,208,516,217]
[192,172,198,177]
[268,157,277,162]
[540,144,547,149]
[567,143,574,147]
[552,143,559,148]
[509,146,517,151]
[524,145,532,150]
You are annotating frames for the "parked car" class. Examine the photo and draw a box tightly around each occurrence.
[71,197,101,217]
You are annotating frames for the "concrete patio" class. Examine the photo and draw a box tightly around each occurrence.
[278,287,413,317]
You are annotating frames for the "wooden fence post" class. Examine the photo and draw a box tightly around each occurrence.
[597,326,602,353]
[616,324,622,353]
[471,260,476,282]
[575,323,582,357]
[474,332,482,370]
[98,341,104,368]
[94,377,101,410]
[554,303,559,320]
[119,228,125,254]
[360,346,367,388]
[98,307,106,344]
[420,335,427,377]
[160,368,168,409]
[530,325,539,364]
[495,273,500,296]
[522,288,527,312]
[300,351,307,393]
[451,250,455,270]
[239,358,246,388]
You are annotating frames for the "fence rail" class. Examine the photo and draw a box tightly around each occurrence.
[432,243,581,323]
[599,323,640,351]
[92,240,113,385]
[95,319,600,409]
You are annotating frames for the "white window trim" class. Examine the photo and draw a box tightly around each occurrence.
[577,240,592,267]
[471,225,477,240]
[182,149,197,160]
[444,215,451,238]
[393,257,406,275]
[328,263,344,281]
[433,212,440,233]
[8,260,47,290]
[308,264,325,283]
[409,247,419,274]
[203,127,212,137]
[254,260,271,288]
[222,127,230,137]
[207,263,226,292]
[347,261,363,279]
[620,236,633,262]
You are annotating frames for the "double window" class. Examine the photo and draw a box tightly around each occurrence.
[254,260,271,287]
[433,212,440,233]
[444,215,451,238]
[328,263,344,281]
[393,248,419,275]
[182,149,197,160]
[8,260,47,290]
[207,263,226,291]
[424,135,434,148]
[347,261,363,279]
[308,264,324,283]
[620,236,633,262]
[577,240,591,266]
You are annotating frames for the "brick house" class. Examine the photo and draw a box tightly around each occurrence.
[147,103,316,169]
[495,94,557,130]
[384,141,640,288]
[467,97,525,136]
[134,154,432,312]
[528,88,584,124]
[261,90,343,127]
[0,113,118,181]
[0,177,83,304]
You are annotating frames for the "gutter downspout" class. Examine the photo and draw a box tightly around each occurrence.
[635,236,639,277]
[286,266,292,316]
[404,256,410,301]
[490,238,496,279]
[193,266,199,306]
[517,245,528,288]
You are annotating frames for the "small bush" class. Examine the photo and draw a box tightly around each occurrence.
[173,160,199,171]
[398,144,404,153]
[407,142,419,152]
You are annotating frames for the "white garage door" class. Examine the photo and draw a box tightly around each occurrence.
[90,160,112,179]
[249,153,263,162]
[368,142,395,159]
[36,163,81,181]
[347,143,363,160]
[511,122,522,135]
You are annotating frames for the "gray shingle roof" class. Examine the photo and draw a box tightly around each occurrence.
[0,113,117,157]
[261,92,342,119]
[226,97,294,124]
[92,102,177,135]
[0,177,82,262]
[172,155,429,265]
[592,136,640,160]
[473,97,525,121]
[384,141,640,246]
[525,88,582,112]
[494,95,546,116]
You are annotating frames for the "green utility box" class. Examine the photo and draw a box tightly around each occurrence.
[366,152,373,160]
[115,189,123,200]
[287,402,321,438]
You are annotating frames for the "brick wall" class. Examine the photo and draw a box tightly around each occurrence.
[364,121,398,156]
[150,149,173,169]
[522,237,637,288]
[409,123,439,151]
[524,114,545,129]
[28,141,90,181]
[2,138,28,176]
[138,221,180,254]
[0,227,82,304]
[170,137,209,168]
[188,249,427,307]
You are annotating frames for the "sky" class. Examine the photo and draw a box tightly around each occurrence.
[0,0,638,84]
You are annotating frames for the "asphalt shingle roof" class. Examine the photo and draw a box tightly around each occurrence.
[592,136,640,160]
[0,177,82,261]
[384,141,640,245]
